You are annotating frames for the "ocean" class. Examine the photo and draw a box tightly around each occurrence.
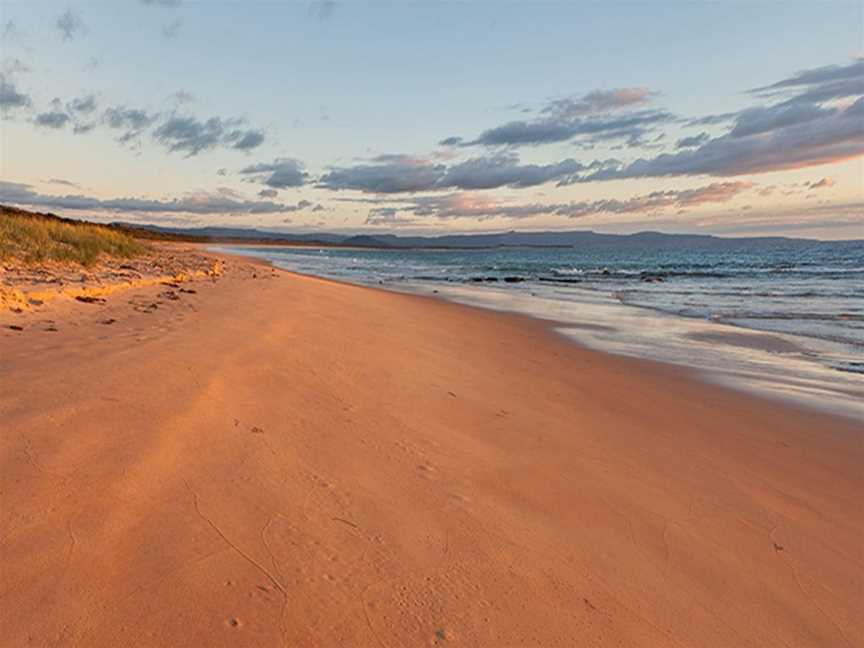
[222,241,864,420]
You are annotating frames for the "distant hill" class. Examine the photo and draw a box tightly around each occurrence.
[4,206,860,252]
[115,221,843,251]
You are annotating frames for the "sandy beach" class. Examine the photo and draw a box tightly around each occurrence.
[1,246,861,647]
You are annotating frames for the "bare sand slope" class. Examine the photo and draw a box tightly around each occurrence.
[1,253,862,647]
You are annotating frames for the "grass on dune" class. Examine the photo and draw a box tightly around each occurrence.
[0,207,147,266]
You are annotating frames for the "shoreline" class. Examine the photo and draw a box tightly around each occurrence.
[2,246,862,646]
[217,244,864,422]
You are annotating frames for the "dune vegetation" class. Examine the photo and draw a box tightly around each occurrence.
[0,206,147,266]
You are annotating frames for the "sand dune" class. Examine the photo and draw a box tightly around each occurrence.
[1,249,861,647]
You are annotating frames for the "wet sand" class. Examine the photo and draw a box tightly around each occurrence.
[1,247,862,647]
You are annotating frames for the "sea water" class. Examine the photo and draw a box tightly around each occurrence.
[221,242,864,420]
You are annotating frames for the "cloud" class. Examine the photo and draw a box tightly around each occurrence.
[103,106,160,143]
[21,90,267,156]
[153,115,266,156]
[454,109,674,148]
[0,74,31,110]
[751,59,864,104]
[441,87,667,148]
[361,181,755,225]
[56,9,86,41]
[320,155,445,193]
[2,58,30,76]
[169,90,195,105]
[541,88,655,118]
[0,181,311,216]
[140,0,182,6]
[308,1,336,20]
[401,193,553,221]
[163,19,182,39]
[3,20,18,39]
[240,158,308,188]
[728,102,833,138]
[685,112,737,127]
[258,189,278,198]
[439,154,585,190]
[439,136,464,147]
[809,177,835,189]
[69,95,98,114]
[556,182,755,218]
[676,132,710,149]
[318,152,591,194]
[34,110,71,129]
[153,116,226,155]
[226,128,265,151]
[44,178,82,188]
[574,97,864,182]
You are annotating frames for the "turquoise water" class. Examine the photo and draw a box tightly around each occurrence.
[221,242,864,419]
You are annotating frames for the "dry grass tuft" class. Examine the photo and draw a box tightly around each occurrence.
[1,207,147,266]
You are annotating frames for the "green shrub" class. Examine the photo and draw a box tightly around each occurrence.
[0,208,147,266]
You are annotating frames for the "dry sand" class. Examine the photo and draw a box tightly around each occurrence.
[1,247,862,647]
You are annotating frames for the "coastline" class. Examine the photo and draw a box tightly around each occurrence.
[218,244,864,421]
[1,245,862,647]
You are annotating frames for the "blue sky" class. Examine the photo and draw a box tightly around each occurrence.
[1,0,862,238]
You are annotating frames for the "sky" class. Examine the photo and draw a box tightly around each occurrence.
[0,1,862,239]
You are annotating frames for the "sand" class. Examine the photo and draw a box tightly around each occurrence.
[1,247,861,647]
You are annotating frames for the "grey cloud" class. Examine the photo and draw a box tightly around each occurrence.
[676,132,710,149]
[170,90,195,104]
[2,58,30,75]
[152,115,265,156]
[318,153,589,194]
[542,88,655,119]
[57,9,86,41]
[153,115,226,155]
[319,155,443,193]
[729,102,833,138]
[103,106,160,143]
[240,158,307,188]
[554,182,754,218]
[442,85,667,148]
[362,181,753,225]
[458,109,674,147]
[809,177,834,190]
[69,95,97,114]
[0,74,31,110]
[308,1,336,20]
[439,154,585,190]
[163,19,182,39]
[227,128,266,151]
[45,178,82,188]
[750,58,864,95]
[0,180,308,216]
[575,98,864,182]
[3,20,18,39]
[35,110,71,129]
[258,189,279,198]
[439,136,463,146]
[73,122,96,135]
[685,112,737,127]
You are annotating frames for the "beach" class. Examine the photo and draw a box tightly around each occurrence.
[1,246,862,647]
